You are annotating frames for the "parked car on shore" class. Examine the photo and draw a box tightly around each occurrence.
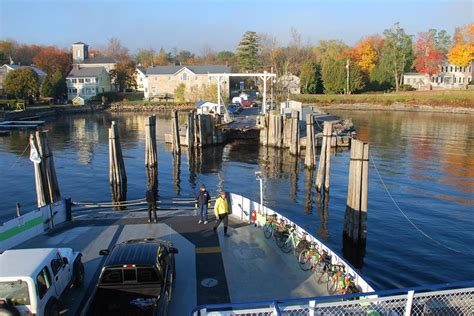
[227,103,243,114]
[88,238,178,316]
[0,248,84,316]
[242,100,256,107]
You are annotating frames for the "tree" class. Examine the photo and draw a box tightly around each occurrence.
[299,60,321,94]
[236,31,260,72]
[349,35,384,74]
[414,32,445,76]
[109,60,137,92]
[427,29,452,54]
[153,48,171,66]
[380,23,414,91]
[13,44,42,65]
[0,40,16,65]
[321,59,365,94]
[447,23,474,67]
[41,71,66,99]
[4,67,39,103]
[33,46,72,77]
[214,51,235,65]
[104,38,129,60]
[136,48,155,67]
[176,50,195,65]
[174,83,186,102]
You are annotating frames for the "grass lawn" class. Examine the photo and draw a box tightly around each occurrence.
[292,90,474,108]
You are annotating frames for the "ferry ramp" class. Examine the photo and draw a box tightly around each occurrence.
[13,209,329,315]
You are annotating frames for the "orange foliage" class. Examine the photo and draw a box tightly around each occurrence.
[448,23,474,67]
[32,46,72,77]
[414,32,445,75]
[348,35,384,74]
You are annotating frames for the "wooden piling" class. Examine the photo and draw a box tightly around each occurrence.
[145,115,158,167]
[316,122,332,192]
[259,114,269,147]
[343,139,369,242]
[31,130,61,208]
[109,121,127,205]
[171,110,181,155]
[304,114,316,168]
[186,111,195,148]
[289,110,300,156]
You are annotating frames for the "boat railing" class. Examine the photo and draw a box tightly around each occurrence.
[227,193,374,293]
[190,280,474,315]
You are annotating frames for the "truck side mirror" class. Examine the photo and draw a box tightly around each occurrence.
[99,249,110,256]
[62,257,69,265]
[169,247,179,254]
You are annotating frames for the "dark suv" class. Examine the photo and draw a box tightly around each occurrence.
[88,238,178,316]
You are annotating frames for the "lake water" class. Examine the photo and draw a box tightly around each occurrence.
[0,110,473,290]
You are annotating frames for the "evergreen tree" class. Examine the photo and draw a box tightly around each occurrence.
[322,59,365,94]
[40,75,54,98]
[236,31,260,72]
[299,60,322,94]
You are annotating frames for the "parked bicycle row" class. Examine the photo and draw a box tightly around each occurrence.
[261,213,360,295]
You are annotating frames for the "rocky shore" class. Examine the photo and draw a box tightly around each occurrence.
[107,102,195,112]
[310,103,474,114]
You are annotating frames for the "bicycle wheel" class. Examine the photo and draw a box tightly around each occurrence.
[298,251,312,271]
[317,266,329,284]
[275,232,288,248]
[263,223,272,239]
[327,275,337,294]
[280,236,293,253]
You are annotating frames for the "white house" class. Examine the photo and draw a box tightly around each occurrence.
[403,61,473,90]
[135,67,146,92]
[66,66,112,101]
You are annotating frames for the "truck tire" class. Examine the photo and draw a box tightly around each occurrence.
[45,300,60,316]
[73,261,85,287]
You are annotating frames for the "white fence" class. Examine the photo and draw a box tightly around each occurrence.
[192,281,474,316]
[228,193,374,293]
[0,199,71,252]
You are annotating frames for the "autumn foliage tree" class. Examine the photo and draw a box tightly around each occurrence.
[447,23,474,68]
[414,32,445,76]
[348,35,384,74]
[109,60,137,92]
[33,46,72,77]
[4,68,39,103]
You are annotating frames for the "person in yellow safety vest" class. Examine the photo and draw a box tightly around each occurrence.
[213,191,230,237]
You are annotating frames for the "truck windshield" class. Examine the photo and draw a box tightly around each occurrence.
[0,280,30,305]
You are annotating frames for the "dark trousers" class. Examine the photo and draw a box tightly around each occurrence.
[214,213,228,233]
[148,202,157,221]
[199,204,208,221]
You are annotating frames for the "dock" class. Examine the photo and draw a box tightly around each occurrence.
[14,208,329,315]
[0,120,45,130]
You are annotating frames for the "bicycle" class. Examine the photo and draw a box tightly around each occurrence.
[298,242,322,271]
[263,215,287,246]
[279,225,309,255]
[324,264,346,294]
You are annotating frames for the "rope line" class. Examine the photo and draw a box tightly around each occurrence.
[369,151,473,256]
[9,143,30,169]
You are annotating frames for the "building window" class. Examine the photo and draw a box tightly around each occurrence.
[77,49,81,58]
[85,78,90,83]
[469,67,472,72]
[79,78,84,83]
[72,88,77,93]
[195,76,198,80]
[168,76,171,80]
[181,73,188,80]
[72,79,77,83]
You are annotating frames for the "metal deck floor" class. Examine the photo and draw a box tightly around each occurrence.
[15,211,328,315]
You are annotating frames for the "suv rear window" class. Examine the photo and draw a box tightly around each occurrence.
[0,280,30,305]
[100,267,161,284]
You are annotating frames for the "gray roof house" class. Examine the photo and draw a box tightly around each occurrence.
[0,63,47,94]
[144,65,232,101]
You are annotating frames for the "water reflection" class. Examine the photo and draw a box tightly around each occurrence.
[304,167,315,215]
[172,153,181,195]
[316,192,330,242]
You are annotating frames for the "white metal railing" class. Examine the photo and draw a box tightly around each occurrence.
[191,283,474,315]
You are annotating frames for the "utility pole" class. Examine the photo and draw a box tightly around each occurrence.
[346,59,350,95]
[270,67,273,108]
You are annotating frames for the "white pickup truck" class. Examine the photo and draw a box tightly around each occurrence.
[0,248,84,316]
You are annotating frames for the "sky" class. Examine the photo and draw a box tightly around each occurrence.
[0,0,472,54]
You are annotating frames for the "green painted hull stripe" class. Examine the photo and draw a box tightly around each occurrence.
[0,217,43,242]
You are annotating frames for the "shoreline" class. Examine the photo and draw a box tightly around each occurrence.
[306,102,474,114]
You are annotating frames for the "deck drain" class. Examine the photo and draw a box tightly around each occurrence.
[201,278,218,288]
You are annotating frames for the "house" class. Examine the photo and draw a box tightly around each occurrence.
[0,63,47,95]
[403,61,474,90]
[144,65,231,101]
[66,66,112,101]
[278,74,301,94]
[68,42,117,94]
[135,67,146,92]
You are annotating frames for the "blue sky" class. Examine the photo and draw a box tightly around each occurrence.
[0,0,472,53]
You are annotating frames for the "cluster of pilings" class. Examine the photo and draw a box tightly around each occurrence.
[170,110,225,152]
[259,110,369,267]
